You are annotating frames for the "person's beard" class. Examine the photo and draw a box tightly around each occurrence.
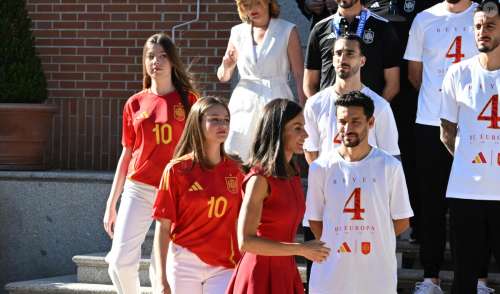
[343,132,361,147]
[336,63,360,80]
[477,39,499,53]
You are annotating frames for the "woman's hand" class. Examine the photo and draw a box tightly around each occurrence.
[222,49,237,70]
[300,239,331,262]
[103,205,117,239]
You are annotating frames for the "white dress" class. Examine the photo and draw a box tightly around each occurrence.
[225,18,295,162]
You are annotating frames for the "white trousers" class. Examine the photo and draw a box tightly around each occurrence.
[105,180,157,294]
[167,243,233,294]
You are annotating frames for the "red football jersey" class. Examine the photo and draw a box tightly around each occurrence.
[153,154,243,268]
[122,90,198,187]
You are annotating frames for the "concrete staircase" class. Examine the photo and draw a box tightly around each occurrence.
[6,226,500,294]
[5,174,500,293]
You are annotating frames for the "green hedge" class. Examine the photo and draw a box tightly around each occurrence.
[0,0,48,103]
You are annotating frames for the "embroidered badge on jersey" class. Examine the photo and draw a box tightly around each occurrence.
[174,103,186,122]
[404,0,416,13]
[225,176,238,194]
[363,29,375,44]
[361,242,371,255]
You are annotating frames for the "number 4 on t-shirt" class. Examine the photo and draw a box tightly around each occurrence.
[446,36,465,64]
[343,187,365,220]
[477,95,500,129]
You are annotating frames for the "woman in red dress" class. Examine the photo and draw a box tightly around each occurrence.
[226,99,331,294]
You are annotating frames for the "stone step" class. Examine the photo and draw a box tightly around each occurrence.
[7,269,499,294]
[72,253,308,286]
[73,253,152,287]
[4,275,152,294]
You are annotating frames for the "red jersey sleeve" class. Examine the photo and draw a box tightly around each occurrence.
[152,165,178,222]
[121,102,135,148]
[188,91,199,105]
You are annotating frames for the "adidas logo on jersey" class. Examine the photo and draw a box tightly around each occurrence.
[472,152,487,164]
[337,242,352,253]
[188,181,203,192]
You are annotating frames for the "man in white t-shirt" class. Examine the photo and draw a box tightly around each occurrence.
[306,91,413,294]
[304,34,400,164]
[440,1,500,293]
[404,0,480,292]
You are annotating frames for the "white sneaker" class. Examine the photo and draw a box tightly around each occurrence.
[478,284,495,294]
[413,281,444,294]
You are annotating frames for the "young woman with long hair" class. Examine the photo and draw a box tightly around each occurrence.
[152,97,243,294]
[103,33,198,294]
[226,99,330,294]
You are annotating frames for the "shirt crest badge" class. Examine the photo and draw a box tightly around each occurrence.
[362,29,375,44]
[225,176,238,194]
[361,241,371,255]
[174,103,185,122]
[404,0,416,13]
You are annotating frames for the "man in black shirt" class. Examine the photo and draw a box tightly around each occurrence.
[303,0,401,101]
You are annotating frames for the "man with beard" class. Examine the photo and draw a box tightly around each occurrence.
[305,90,413,294]
[404,0,481,292]
[303,34,400,164]
[303,0,401,101]
[440,1,500,293]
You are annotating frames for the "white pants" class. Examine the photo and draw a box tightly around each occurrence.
[105,180,157,294]
[167,243,233,294]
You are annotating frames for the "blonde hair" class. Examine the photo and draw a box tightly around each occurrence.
[236,0,280,23]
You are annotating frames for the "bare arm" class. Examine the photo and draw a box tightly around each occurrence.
[440,118,458,155]
[382,66,400,102]
[238,175,330,261]
[287,27,307,106]
[303,69,320,98]
[103,147,132,238]
[304,150,319,165]
[153,219,172,294]
[393,218,410,236]
[217,40,237,82]
[408,61,423,90]
[309,220,323,240]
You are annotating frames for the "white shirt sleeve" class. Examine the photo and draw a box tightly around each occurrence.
[388,160,414,220]
[374,105,401,155]
[404,15,424,62]
[303,99,321,152]
[440,65,459,124]
[305,160,326,221]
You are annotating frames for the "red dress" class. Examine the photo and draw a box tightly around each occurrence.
[226,167,305,294]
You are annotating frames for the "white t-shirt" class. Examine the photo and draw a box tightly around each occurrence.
[306,147,413,294]
[440,55,500,201]
[303,86,400,155]
[404,2,478,126]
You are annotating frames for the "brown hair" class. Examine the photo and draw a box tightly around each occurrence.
[173,96,230,170]
[142,33,196,113]
[236,0,280,23]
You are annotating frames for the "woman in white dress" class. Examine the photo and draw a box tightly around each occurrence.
[217,0,306,163]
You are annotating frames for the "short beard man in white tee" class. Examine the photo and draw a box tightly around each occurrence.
[404,0,482,292]
[440,1,500,293]
[303,34,400,164]
[305,91,413,294]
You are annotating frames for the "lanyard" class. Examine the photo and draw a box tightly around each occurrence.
[331,9,369,37]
